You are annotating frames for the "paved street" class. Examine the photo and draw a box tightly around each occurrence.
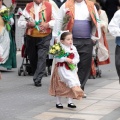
[0,33,120,120]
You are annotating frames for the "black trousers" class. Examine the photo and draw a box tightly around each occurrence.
[26,34,52,83]
[115,45,120,83]
[73,38,93,90]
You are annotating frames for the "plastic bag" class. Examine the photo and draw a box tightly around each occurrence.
[97,42,109,61]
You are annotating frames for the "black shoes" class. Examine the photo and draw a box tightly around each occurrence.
[56,103,76,109]
[34,81,42,87]
[68,103,76,108]
[56,103,63,109]
[82,93,87,98]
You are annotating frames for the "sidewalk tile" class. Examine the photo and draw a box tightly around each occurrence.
[103,81,120,89]
[79,101,120,115]
[88,89,119,100]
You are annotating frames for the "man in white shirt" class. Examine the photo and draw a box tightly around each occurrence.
[108,10,120,83]
[18,0,56,87]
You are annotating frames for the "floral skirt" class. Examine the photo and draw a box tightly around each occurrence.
[49,65,84,100]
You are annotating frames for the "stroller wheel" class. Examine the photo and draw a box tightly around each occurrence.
[96,69,102,78]
[48,66,51,75]
[89,75,92,79]
[44,67,49,77]
[23,71,27,76]
[89,75,96,79]
[98,70,102,77]
[93,75,96,79]
[18,68,22,76]
[23,66,27,76]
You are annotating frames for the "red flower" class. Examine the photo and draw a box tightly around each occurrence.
[11,0,16,4]
[62,10,71,30]
[18,12,22,16]
[67,53,74,59]
[66,10,70,15]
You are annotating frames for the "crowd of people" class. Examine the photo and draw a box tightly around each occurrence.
[0,0,120,108]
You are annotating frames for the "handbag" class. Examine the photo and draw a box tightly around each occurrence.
[97,42,109,61]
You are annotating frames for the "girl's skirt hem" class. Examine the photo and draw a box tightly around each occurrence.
[49,65,84,100]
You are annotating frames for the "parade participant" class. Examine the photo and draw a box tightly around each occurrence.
[18,0,57,87]
[108,10,120,83]
[49,31,83,109]
[54,0,101,97]
[96,0,120,22]
[94,3,110,65]
[0,0,16,70]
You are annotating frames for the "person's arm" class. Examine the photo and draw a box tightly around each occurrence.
[91,6,101,41]
[108,10,120,37]
[100,10,108,33]
[18,8,33,28]
[48,4,58,29]
[9,18,14,25]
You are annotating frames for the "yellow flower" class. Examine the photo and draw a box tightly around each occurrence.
[49,49,53,53]
[55,43,59,46]
[49,48,56,54]
[0,8,9,14]
[52,49,56,54]
[55,46,60,51]
[52,45,55,48]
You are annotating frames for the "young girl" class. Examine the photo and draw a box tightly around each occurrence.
[49,32,83,109]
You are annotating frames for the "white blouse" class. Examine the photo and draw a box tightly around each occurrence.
[55,43,80,88]
[108,10,120,37]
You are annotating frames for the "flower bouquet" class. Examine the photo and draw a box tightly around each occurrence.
[49,43,76,70]
[62,9,71,30]
[16,8,42,31]
[0,1,16,31]
[0,8,13,31]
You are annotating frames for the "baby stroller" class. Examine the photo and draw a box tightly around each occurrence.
[89,41,102,79]
[18,35,51,76]
[18,35,32,76]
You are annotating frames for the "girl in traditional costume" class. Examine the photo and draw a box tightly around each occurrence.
[49,31,83,109]
[0,0,16,69]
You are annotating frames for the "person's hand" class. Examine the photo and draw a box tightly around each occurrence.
[92,40,98,46]
[101,25,105,30]
[39,22,49,30]
[54,38,58,44]
[65,58,73,64]
[26,22,35,28]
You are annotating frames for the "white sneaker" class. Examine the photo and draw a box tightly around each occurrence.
[82,93,87,98]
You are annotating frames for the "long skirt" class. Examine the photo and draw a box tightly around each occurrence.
[49,65,84,100]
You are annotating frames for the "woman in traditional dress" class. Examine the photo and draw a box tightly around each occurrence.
[94,3,110,65]
[0,0,16,70]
